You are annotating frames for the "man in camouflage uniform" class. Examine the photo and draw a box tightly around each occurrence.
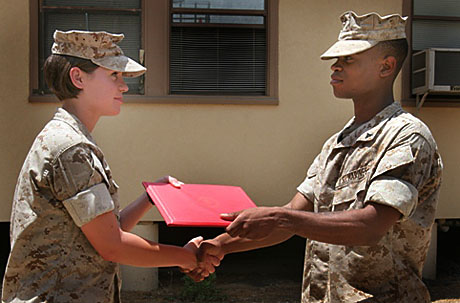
[196,11,442,302]
[2,30,206,303]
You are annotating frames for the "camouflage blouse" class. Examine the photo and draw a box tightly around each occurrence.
[2,108,122,303]
[297,102,443,303]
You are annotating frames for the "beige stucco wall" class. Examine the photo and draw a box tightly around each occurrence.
[0,0,458,222]
[0,1,59,222]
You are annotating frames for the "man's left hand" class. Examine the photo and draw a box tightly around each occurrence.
[221,207,287,240]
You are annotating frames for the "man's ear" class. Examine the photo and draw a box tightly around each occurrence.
[380,56,397,79]
[69,67,85,89]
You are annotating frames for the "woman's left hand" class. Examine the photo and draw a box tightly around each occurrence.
[154,175,184,188]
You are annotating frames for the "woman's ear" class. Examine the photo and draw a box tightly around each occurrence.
[380,56,397,79]
[69,67,85,89]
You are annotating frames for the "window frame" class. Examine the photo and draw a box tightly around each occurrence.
[401,0,460,107]
[29,0,279,105]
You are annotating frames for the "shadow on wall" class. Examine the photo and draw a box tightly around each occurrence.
[425,223,460,300]
[158,222,306,284]
[0,222,10,281]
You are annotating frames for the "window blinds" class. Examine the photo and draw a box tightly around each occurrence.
[170,26,266,95]
[39,1,142,94]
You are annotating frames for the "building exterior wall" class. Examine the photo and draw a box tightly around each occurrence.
[0,0,457,223]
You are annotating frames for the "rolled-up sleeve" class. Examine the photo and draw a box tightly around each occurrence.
[62,183,114,227]
[49,143,115,226]
[297,154,320,202]
[366,176,418,218]
[366,133,436,220]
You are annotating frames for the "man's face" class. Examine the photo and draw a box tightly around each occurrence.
[329,46,383,100]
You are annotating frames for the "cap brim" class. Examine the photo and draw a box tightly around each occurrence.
[320,40,379,60]
[92,55,146,77]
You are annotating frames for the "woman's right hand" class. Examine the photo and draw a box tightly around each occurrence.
[181,236,203,273]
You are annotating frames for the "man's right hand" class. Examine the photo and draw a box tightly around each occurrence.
[186,238,225,282]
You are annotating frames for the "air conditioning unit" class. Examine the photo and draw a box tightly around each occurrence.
[412,48,460,95]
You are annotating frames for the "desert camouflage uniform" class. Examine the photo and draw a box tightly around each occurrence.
[297,102,442,303]
[2,108,122,303]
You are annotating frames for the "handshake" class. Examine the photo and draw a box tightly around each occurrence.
[181,236,225,282]
[178,206,285,282]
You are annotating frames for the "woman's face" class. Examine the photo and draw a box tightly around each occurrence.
[81,67,129,117]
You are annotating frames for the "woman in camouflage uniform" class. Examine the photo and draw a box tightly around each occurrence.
[2,30,213,303]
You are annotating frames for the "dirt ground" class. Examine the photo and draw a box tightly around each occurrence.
[122,264,460,303]
[122,236,305,303]
[122,226,460,303]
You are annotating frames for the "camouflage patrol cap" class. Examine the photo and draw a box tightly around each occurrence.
[52,30,146,77]
[321,11,407,60]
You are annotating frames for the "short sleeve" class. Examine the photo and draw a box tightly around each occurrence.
[63,183,114,227]
[366,176,418,218]
[297,154,320,202]
[365,133,436,219]
[49,144,115,226]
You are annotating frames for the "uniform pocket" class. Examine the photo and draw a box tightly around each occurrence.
[332,177,367,211]
[109,179,119,195]
[92,152,110,187]
[372,143,414,179]
[91,153,119,195]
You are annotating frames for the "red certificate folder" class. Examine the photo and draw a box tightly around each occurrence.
[142,182,257,227]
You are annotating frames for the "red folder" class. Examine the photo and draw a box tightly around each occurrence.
[142,182,257,227]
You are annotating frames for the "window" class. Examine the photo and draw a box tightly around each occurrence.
[170,0,266,96]
[29,0,279,105]
[402,0,460,105]
[35,0,143,94]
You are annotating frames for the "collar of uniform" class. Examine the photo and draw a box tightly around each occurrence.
[53,107,95,143]
[336,102,402,147]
